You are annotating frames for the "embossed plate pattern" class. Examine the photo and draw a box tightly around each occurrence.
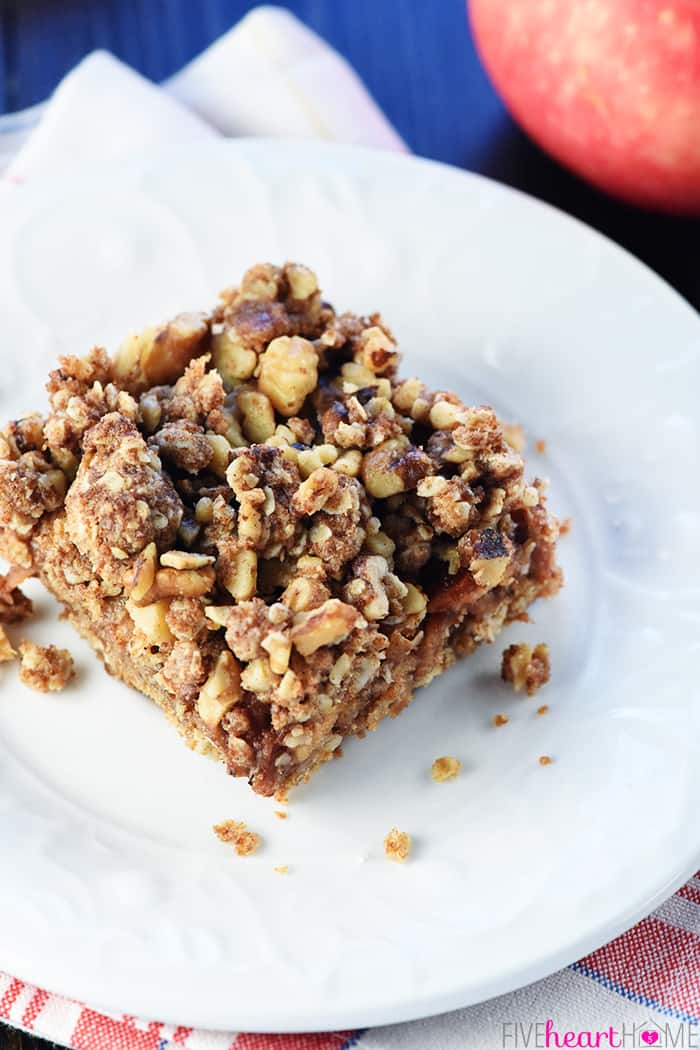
[0,141,699,1032]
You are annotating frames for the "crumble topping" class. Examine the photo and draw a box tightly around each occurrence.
[431,756,461,782]
[501,642,550,697]
[18,641,74,692]
[384,827,411,863]
[0,261,562,796]
[213,819,261,856]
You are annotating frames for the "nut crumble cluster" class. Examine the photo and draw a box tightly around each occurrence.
[384,827,412,863]
[18,641,75,693]
[0,262,562,796]
[501,642,551,697]
[212,819,261,856]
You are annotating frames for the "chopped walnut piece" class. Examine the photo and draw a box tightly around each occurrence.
[431,756,461,782]
[213,820,261,856]
[290,599,361,656]
[160,550,214,571]
[151,565,215,600]
[0,625,15,662]
[384,828,411,863]
[18,641,74,692]
[358,325,399,376]
[211,326,258,386]
[343,554,406,621]
[114,313,208,391]
[292,467,339,516]
[501,643,551,697]
[362,438,431,499]
[258,336,318,416]
[197,650,242,729]
[461,527,513,589]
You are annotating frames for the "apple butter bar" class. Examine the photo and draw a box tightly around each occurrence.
[0,263,561,796]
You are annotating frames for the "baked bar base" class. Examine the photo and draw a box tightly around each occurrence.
[28,506,558,796]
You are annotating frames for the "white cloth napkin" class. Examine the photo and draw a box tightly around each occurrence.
[4,4,404,183]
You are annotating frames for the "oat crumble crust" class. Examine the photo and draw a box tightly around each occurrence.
[18,641,74,692]
[0,262,562,796]
[501,642,550,697]
[384,827,411,863]
[213,819,260,855]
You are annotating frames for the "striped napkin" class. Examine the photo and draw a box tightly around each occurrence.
[1,7,698,1048]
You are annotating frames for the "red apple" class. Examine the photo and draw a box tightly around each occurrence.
[468,0,700,214]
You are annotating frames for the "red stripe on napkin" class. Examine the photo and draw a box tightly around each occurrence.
[72,1010,165,1050]
[579,914,700,1017]
[0,978,23,1019]
[234,1032,355,1050]
[22,988,49,1029]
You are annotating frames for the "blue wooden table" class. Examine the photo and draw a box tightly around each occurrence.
[0,1,697,1047]
[2,0,699,311]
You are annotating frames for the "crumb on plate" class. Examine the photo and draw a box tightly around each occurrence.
[0,625,15,663]
[537,704,549,715]
[213,819,261,856]
[274,810,288,820]
[493,713,509,727]
[274,865,289,875]
[501,642,550,697]
[18,641,74,692]
[384,827,411,863]
[539,754,553,766]
[431,755,461,782]
[535,439,547,454]
[559,517,572,536]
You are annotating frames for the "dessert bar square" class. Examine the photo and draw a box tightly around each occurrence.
[0,263,561,796]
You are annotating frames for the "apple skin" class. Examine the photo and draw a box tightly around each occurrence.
[469,0,700,214]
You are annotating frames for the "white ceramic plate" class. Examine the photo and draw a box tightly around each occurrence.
[0,141,699,1034]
